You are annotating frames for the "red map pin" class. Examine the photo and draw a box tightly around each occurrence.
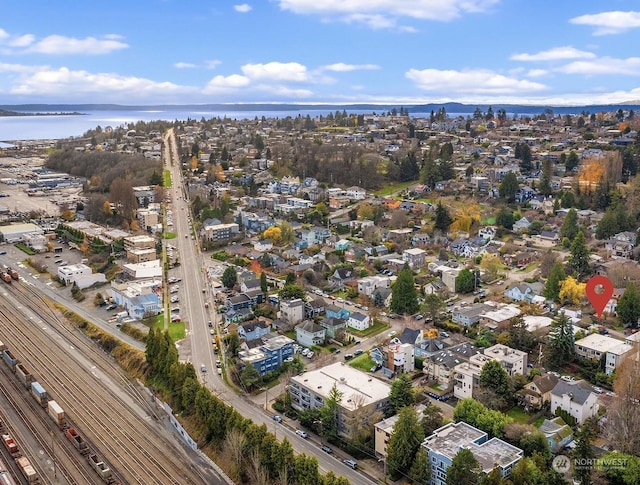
[585,275,614,319]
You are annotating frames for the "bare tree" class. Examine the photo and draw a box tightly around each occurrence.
[224,428,247,479]
[349,392,382,444]
[248,449,269,485]
[606,345,640,455]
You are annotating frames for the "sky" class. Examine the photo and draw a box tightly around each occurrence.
[2,0,640,107]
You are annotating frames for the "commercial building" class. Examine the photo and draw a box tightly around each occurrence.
[422,422,523,485]
[57,263,106,288]
[289,362,391,438]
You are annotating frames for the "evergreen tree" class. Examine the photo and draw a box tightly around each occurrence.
[518,143,533,173]
[319,384,343,443]
[434,202,452,232]
[221,266,238,288]
[421,156,439,189]
[388,374,415,415]
[540,158,554,196]
[508,316,536,352]
[386,407,425,479]
[446,448,481,485]
[496,208,515,230]
[574,420,596,485]
[568,230,591,279]
[499,171,519,202]
[544,262,566,301]
[479,360,512,401]
[616,282,640,327]
[560,208,579,240]
[409,449,431,485]
[456,268,478,294]
[546,313,576,370]
[390,268,419,314]
[260,272,268,295]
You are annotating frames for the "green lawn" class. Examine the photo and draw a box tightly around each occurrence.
[15,243,35,255]
[349,353,376,372]
[163,169,172,188]
[147,314,186,341]
[507,406,532,424]
[373,180,416,197]
[482,217,496,225]
[163,232,177,239]
[532,415,546,428]
[349,319,390,338]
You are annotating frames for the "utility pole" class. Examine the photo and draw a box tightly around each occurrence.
[50,431,56,479]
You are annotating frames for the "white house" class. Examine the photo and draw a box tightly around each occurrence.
[550,380,599,424]
[348,312,371,331]
[58,263,106,288]
[345,186,366,200]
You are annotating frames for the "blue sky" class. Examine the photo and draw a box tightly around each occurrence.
[2,0,640,106]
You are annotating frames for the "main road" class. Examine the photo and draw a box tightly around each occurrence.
[164,130,375,485]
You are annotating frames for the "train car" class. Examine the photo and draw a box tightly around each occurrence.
[15,363,33,389]
[1,273,11,284]
[0,470,17,485]
[88,454,112,482]
[2,350,18,372]
[30,382,48,407]
[15,457,37,484]
[0,341,5,352]
[1,435,17,455]
[47,401,65,429]
[7,269,18,281]
[65,428,88,455]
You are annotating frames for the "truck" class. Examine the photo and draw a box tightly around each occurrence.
[7,268,18,280]
[47,400,65,428]
[2,350,18,372]
[2,435,17,454]
[88,454,112,481]
[66,428,88,454]
[15,363,33,389]
[30,381,48,407]
[16,457,37,483]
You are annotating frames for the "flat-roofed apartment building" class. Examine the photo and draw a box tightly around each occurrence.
[289,362,391,438]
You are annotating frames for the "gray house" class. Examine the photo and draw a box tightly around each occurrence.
[295,320,326,348]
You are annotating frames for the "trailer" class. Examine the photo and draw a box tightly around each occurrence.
[15,457,37,484]
[30,382,48,407]
[88,454,112,482]
[1,435,17,455]
[2,350,18,372]
[47,400,65,428]
[65,428,88,454]
[15,363,33,389]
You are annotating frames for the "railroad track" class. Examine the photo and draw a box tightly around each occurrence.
[0,362,99,485]
[0,283,206,484]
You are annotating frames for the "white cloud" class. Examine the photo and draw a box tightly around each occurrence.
[203,74,251,94]
[527,69,548,77]
[241,62,309,82]
[205,60,222,69]
[234,4,252,13]
[9,34,34,48]
[0,63,47,73]
[174,62,197,69]
[254,84,314,98]
[0,28,8,40]
[570,11,640,35]
[27,35,128,55]
[10,67,184,97]
[511,46,596,62]
[405,68,547,95]
[557,57,640,76]
[277,0,499,29]
[322,62,380,72]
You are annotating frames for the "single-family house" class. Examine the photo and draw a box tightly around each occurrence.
[539,417,573,453]
[403,248,427,269]
[295,320,326,347]
[452,303,492,327]
[329,268,356,289]
[550,380,599,424]
[319,317,347,340]
[279,298,305,325]
[237,320,271,342]
[512,217,531,233]
[517,373,559,411]
[505,282,544,303]
[325,304,350,320]
[347,312,371,331]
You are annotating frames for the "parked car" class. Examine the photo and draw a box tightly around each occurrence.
[354,349,363,356]
[200,364,206,373]
[343,459,357,470]
[306,351,315,358]
[272,415,283,423]
[105,304,117,311]
[295,430,309,439]
[321,445,333,454]
[440,331,450,338]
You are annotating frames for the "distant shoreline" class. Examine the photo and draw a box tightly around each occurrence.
[0,109,85,117]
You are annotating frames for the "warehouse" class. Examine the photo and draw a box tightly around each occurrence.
[0,222,44,244]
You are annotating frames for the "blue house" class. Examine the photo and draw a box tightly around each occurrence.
[225,294,254,311]
[238,334,295,376]
[238,320,271,342]
[325,304,350,320]
[538,417,573,453]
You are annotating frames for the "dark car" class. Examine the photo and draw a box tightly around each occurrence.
[321,445,333,454]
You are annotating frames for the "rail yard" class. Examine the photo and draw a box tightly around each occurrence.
[0,277,211,485]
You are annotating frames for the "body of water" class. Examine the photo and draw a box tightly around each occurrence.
[0,108,542,141]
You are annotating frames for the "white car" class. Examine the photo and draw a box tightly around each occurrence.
[301,348,310,356]
[170,296,179,303]
[306,351,314,358]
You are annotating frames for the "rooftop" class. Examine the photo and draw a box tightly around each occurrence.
[483,344,527,364]
[290,362,391,411]
[575,333,626,354]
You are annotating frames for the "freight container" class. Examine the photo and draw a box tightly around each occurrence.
[65,428,88,454]
[88,454,111,480]
[0,341,5,352]
[47,400,65,428]
[2,350,18,372]
[1,435,17,454]
[30,381,48,407]
[15,457,37,483]
[15,363,33,389]
[0,470,17,485]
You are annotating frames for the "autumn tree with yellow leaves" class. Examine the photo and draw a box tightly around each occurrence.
[262,226,282,243]
[577,152,623,192]
[559,276,586,305]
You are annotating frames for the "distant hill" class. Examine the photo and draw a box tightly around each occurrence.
[1,102,639,116]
